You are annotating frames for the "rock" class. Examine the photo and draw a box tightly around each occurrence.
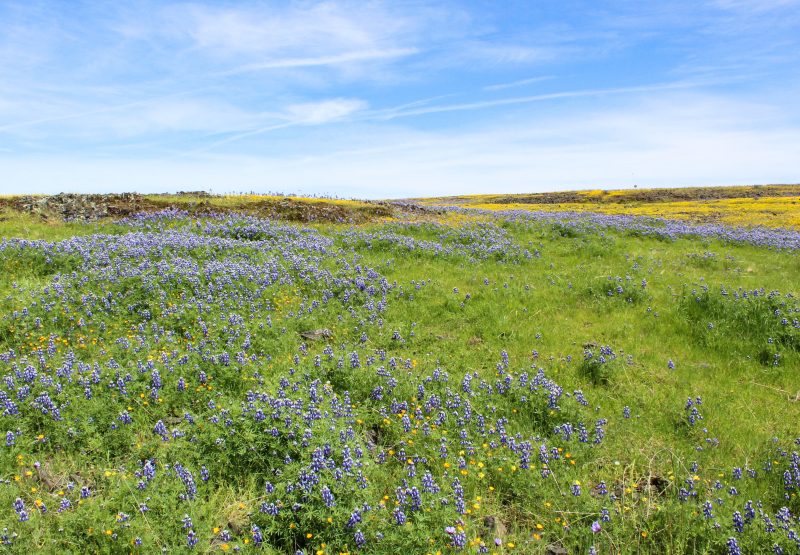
[545,544,568,555]
[365,427,381,453]
[299,329,332,341]
[35,461,63,491]
[482,515,507,537]
[15,192,148,222]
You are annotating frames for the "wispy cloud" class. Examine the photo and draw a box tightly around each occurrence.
[483,76,555,91]
[174,98,368,155]
[457,42,557,65]
[0,90,199,133]
[284,98,367,125]
[371,81,708,121]
[170,3,400,56]
[216,48,419,76]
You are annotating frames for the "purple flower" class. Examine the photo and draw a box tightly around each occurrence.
[320,485,335,508]
[732,511,744,533]
[354,530,366,547]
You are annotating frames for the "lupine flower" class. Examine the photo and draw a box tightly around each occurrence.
[320,485,335,507]
[354,529,366,547]
[732,511,744,533]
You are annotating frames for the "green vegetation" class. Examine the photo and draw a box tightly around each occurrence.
[0,197,798,554]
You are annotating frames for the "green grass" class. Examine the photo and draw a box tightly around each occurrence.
[0,203,798,554]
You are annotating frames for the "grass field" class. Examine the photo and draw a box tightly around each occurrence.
[0,189,798,554]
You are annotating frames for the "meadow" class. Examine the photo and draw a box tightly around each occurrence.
[0,188,799,554]
[417,185,800,230]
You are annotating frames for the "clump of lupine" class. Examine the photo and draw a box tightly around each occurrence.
[578,345,624,385]
[680,285,799,365]
[589,275,650,304]
[425,204,800,250]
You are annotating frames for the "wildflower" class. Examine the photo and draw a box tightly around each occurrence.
[726,537,741,555]
[13,498,28,522]
[354,530,366,548]
[174,463,197,500]
[252,525,263,546]
[732,511,744,533]
[320,485,336,508]
[153,420,168,440]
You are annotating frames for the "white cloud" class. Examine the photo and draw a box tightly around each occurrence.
[284,98,366,125]
[153,2,437,66]
[170,98,368,155]
[175,3,380,56]
[216,48,419,76]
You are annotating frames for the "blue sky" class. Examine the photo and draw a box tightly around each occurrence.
[1,0,799,198]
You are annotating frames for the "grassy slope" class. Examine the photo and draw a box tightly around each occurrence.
[0,197,798,554]
[416,185,800,229]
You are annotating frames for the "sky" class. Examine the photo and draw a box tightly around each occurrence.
[1,0,799,198]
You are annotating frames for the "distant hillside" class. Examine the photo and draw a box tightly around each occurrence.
[417,184,800,205]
